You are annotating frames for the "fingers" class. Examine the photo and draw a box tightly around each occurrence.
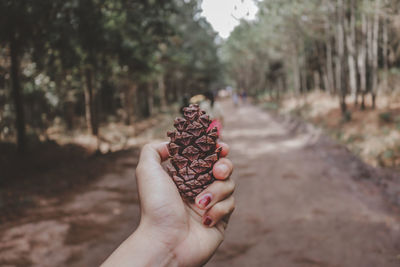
[194,141,235,225]
[195,179,235,210]
[217,142,229,158]
[213,158,233,180]
[202,196,235,227]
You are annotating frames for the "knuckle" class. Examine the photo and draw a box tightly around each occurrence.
[218,202,232,215]
[223,205,232,215]
[211,180,224,189]
[209,203,223,215]
[215,205,226,215]
[208,180,225,193]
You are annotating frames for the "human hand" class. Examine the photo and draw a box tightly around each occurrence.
[102,142,235,267]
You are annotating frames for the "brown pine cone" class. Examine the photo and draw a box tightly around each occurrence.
[166,104,221,201]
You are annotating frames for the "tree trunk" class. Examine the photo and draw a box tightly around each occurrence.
[358,12,367,110]
[158,74,167,112]
[345,0,358,106]
[325,21,335,94]
[361,92,366,109]
[371,0,381,109]
[292,44,301,95]
[138,84,150,118]
[301,68,307,93]
[322,72,329,93]
[366,13,373,102]
[313,71,321,90]
[123,82,137,125]
[65,86,75,131]
[147,82,154,116]
[10,34,26,153]
[84,67,98,136]
[336,0,347,115]
[382,16,389,96]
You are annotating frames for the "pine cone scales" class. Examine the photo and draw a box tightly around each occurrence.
[167,104,221,201]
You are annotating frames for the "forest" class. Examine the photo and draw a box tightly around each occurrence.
[0,0,222,154]
[2,0,400,157]
[226,0,400,107]
[2,0,400,266]
[223,0,400,168]
[225,0,399,106]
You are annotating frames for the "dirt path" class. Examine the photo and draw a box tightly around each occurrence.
[1,101,400,266]
[208,102,400,267]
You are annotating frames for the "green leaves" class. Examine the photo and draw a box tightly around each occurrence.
[1,0,222,139]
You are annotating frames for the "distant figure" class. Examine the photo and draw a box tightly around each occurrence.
[180,95,190,116]
[232,92,239,107]
[200,91,224,137]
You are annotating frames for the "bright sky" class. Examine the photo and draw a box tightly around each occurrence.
[201,0,259,39]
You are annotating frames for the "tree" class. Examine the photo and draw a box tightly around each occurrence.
[0,0,57,153]
[222,0,399,116]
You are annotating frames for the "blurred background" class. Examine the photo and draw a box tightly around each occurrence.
[1,0,400,266]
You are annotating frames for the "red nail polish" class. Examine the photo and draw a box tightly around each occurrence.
[204,217,212,226]
[198,194,211,208]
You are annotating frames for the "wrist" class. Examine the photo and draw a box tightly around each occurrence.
[102,223,178,267]
[134,223,179,266]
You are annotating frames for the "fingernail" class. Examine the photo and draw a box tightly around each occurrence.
[198,193,212,209]
[203,216,212,226]
[216,164,229,177]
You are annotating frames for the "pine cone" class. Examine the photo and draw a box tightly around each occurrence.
[166,104,221,201]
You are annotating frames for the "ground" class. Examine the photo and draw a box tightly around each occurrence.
[1,100,400,266]
[278,92,400,169]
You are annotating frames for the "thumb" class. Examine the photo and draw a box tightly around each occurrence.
[135,143,182,213]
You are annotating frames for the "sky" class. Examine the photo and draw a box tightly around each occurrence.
[201,0,259,39]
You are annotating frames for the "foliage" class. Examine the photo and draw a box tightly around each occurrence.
[0,0,222,151]
[222,0,400,115]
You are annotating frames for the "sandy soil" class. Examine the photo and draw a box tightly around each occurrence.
[1,101,400,267]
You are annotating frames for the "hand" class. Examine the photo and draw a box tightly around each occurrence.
[102,142,235,267]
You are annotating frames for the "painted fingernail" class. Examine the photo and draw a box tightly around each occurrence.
[216,164,229,177]
[198,194,212,208]
[203,216,212,226]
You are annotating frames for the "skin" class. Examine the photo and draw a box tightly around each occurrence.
[102,142,235,267]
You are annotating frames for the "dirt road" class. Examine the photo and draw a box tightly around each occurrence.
[208,102,400,266]
[1,101,400,266]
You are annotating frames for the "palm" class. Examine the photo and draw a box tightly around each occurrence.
[139,166,224,267]
[104,143,232,267]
